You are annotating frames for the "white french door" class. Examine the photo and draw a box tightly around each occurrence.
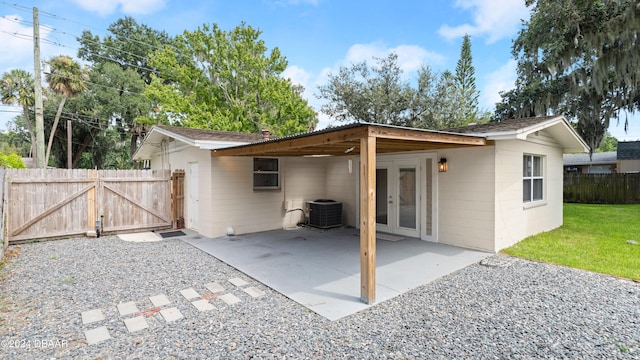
[376,160,420,238]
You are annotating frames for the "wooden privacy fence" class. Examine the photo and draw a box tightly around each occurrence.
[6,168,172,244]
[564,173,640,204]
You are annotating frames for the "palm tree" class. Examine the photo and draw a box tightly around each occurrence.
[45,55,87,167]
[0,69,36,164]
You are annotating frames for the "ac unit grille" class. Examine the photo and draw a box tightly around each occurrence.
[308,200,342,228]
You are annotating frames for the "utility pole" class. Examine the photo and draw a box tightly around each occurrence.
[33,7,45,168]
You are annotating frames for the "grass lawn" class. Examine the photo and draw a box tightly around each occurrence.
[502,203,640,281]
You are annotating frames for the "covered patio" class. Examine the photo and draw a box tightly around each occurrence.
[211,123,490,305]
[183,227,490,320]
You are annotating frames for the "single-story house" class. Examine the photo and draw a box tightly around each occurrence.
[617,141,640,173]
[133,115,588,303]
[563,152,617,174]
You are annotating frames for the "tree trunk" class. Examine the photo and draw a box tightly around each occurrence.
[45,96,67,167]
[72,134,92,168]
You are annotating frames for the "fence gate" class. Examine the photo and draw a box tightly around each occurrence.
[172,169,185,229]
[6,169,172,244]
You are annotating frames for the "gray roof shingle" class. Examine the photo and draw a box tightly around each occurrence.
[155,125,265,143]
[617,141,640,160]
[563,152,617,166]
[445,116,559,134]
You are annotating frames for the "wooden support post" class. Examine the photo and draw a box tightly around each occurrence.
[360,135,376,304]
[87,169,98,237]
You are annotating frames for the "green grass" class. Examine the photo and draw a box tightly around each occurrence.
[502,203,640,281]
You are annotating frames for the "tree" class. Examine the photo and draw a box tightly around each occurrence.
[317,53,414,126]
[596,132,618,152]
[317,53,476,129]
[78,16,173,85]
[495,0,640,153]
[454,34,479,123]
[42,62,151,169]
[78,17,175,158]
[44,55,88,166]
[0,69,36,161]
[142,22,316,135]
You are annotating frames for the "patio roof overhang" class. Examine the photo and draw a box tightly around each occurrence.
[210,123,490,157]
[210,123,490,305]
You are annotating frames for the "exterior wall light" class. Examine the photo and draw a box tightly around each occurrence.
[438,157,448,172]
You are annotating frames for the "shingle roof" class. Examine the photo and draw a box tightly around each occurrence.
[617,141,640,160]
[445,116,559,134]
[155,125,265,143]
[563,152,617,166]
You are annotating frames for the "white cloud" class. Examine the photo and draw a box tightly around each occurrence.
[480,59,517,110]
[345,43,445,73]
[0,15,40,71]
[438,0,529,44]
[70,0,167,16]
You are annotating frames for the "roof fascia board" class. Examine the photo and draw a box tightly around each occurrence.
[465,116,589,153]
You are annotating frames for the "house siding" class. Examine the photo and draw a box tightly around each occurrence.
[207,156,329,238]
[619,159,640,173]
[325,156,358,227]
[493,138,563,251]
[149,143,212,234]
[436,146,496,251]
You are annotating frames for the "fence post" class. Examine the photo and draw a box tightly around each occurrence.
[87,169,98,237]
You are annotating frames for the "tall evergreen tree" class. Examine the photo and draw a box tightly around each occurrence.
[454,34,479,123]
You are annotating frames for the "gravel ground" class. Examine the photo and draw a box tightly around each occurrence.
[0,235,639,359]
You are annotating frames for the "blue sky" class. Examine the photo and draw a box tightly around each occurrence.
[1,0,638,141]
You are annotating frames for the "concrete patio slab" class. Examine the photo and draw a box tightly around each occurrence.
[183,227,491,321]
[149,294,171,307]
[180,288,200,300]
[191,299,214,312]
[118,232,163,242]
[81,309,105,325]
[85,326,110,345]
[117,301,138,316]
[243,287,265,298]
[229,277,248,287]
[219,293,241,305]
[160,307,183,322]
[205,282,225,293]
[123,316,148,332]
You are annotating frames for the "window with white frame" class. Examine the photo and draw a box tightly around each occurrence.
[523,154,543,202]
[253,158,279,190]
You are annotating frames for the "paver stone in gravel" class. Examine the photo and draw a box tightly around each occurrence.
[85,326,110,345]
[205,282,225,293]
[123,316,148,332]
[219,293,242,305]
[243,286,265,298]
[229,277,248,287]
[160,307,184,322]
[149,294,171,307]
[180,288,200,300]
[81,309,105,325]
[117,301,138,316]
[191,299,214,312]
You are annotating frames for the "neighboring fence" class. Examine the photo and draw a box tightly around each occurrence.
[5,168,172,244]
[564,173,640,204]
[0,168,6,259]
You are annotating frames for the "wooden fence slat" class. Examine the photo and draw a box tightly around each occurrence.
[564,173,640,204]
[102,182,170,223]
[6,168,172,244]
[11,182,96,236]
